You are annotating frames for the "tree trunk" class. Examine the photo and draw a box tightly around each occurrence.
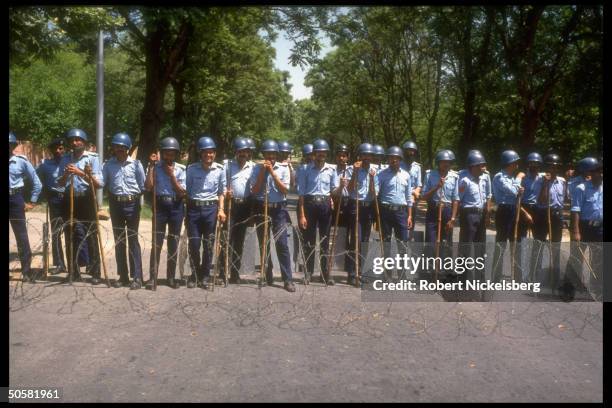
[172,79,186,145]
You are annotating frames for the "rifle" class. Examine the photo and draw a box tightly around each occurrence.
[85,164,110,287]
[43,200,50,279]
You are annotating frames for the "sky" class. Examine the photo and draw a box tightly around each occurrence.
[271,32,334,101]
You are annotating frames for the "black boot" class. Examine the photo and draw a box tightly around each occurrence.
[167,278,179,289]
[130,278,142,290]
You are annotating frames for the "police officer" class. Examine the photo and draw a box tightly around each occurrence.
[568,157,595,204]
[346,143,380,286]
[378,146,413,279]
[400,140,422,240]
[519,153,542,240]
[457,150,490,281]
[220,137,255,284]
[144,137,186,289]
[332,144,352,272]
[249,140,295,292]
[531,153,566,290]
[102,133,145,289]
[9,131,42,282]
[185,136,227,289]
[373,144,386,170]
[244,137,256,161]
[422,150,460,278]
[278,140,294,189]
[570,158,603,298]
[294,143,314,271]
[458,149,492,243]
[36,138,68,275]
[297,139,341,285]
[491,150,526,283]
[57,128,104,283]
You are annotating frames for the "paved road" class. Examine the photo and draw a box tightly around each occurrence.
[9,197,601,402]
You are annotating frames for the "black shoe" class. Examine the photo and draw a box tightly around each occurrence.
[112,279,128,288]
[347,276,357,286]
[90,277,102,285]
[325,276,335,286]
[130,279,142,290]
[229,276,241,284]
[167,278,179,289]
[284,281,296,292]
[187,280,197,289]
[50,266,66,275]
[21,273,31,283]
[200,277,210,290]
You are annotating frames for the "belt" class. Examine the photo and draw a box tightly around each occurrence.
[73,190,90,198]
[111,194,139,202]
[156,195,182,203]
[232,197,248,204]
[255,201,286,209]
[304,195,330,203]
[380,203,407,211]
[350,199,372,207]
[9,187,23,196]
[497,203,516,208]
[48,191,65,199]
[461,207,484,214]
[189,199,218,207]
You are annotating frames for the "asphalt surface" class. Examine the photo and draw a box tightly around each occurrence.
[9,196,601,402]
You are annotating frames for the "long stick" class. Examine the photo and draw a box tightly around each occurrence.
[86,166,110,287]
[152,163,158,291]
[327,169,346,281]
[435,201,444,283]
[354,191,360,286]
[225,162,232,287]
[260,169,269,288]
[43,200,50,279]
[547,189,553,291]
[511,190,523,281]
[371,174,384,258]
[69,175,75,283]
[211,211,222,291]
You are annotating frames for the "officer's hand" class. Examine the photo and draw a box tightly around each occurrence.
[438,177,446,188]
[299,215,307,230]
[163,162,173,177]
[24,202,36,212]
[218,210,226,223]
[353,161,362,169]
[407,216,413,229]
[572,231,581,242]
[413,190,420,200]
[264,160,273,171]
[445,218,455,232]
[66,164,81,176]
[518,186,525,195]
[516,171,526,179]
[226,189,233,200]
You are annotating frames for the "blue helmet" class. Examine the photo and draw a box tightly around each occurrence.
[386,146,403,158]
[111,132,132,149]
[302,144,313,155]
[543,153,561,166]
[261,140,279,153]
[313,139,330,152]
[374,144,385,156]
[65,128,88,142]
[358,143,375,155]
[576,157,598,174]
[336,143,349,153]
[9,131,17,144]
[160,137,180,151]
[233,137,250,152]
[243,137,256,151]
[581,157,602,173]
[466,150,487,167]
[526,152,543,163]
[278,140,292,153]
[435,149,455,165]
[197,135,216,151]
[500,150,520,166]
[402,140,418,151]
[47,138,64,149]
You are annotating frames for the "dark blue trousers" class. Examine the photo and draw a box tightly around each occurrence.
[303,200,333,277]
[492,204,517,283]
[150,197,185,280]
[346,200,374,278]
[9,193,32,276]
[63,193,100,278]
[459,207,486,280]
[187,203,218,281]
[219,200,251,279]
[253,202,293,283]
[109,197,143,281]
[47,192,67,270]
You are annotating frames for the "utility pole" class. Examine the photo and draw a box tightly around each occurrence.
[96,29,104,206]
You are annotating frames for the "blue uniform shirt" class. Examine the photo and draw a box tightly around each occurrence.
[532,176,566,209]
[378,166,413,207]
[346,165,380,202]
[249,162,291,203]
[224,159,255,199]
[492,170,522,205]
[423,169,460,203]
[146,161,186,197]
[567,175,586,203]
[9,154,42,202]
[186,162,226,201]
[521,172,543,204]
[56,151,103,193]
[458,169,492,200]
[297,162,339,196]
[458,173,489,209]
[571,180,603,222]
[102,157,145,196]
[36,157,65,193]
[401,161,423,189]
